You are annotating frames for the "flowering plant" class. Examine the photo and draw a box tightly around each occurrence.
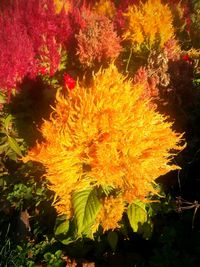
[1,2,200,264]
[23,64,184,235]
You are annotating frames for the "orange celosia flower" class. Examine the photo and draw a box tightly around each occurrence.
[76,10,122,67]
[23,64,184,230]
[54,0,72,13]
[97,196,125,231]
[123,0,175,51]
[93,0,116,18]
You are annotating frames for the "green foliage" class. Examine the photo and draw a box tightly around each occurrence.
[150,213,200,267]
[53,215,78,245]
[7,184,33,208]
[107,231,118,251]
[54,215,70,236]
[44,250,64,267]
[72,188,102,237]
[0,161,51,212]
[127,200,148,233]
[0,112,26,161]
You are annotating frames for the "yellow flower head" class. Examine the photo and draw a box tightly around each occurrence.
[123,0,175,51]
[93,0,116,18]
[97,196,125,231]
[54,0,72,14]
[23,64,183,223]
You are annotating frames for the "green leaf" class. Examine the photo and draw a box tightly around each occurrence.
[107,231,118,251]
[4,115,13,132]
[127,200,147,232]
[7,136,23,157]
[55,219,69,236]
[72,188,101,236]
[55,250,62,258]
[60,237,74,245]
[44,252,52,261]
[138,220,153,239]
[0,142,9,153]
[16,245,23,251]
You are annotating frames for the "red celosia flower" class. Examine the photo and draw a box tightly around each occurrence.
[182,54,191,62]
[38,67,48,75]
[64,73,76,90]
[0,0,72,99]
[0,9,36,94]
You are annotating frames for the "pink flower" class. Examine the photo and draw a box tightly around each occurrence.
[64,73,76,90]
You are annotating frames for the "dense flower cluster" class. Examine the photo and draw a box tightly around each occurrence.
[54,0,73,13]
[23,64,183,230]
[0,0,193,236]
[97,196,125,231]
[0,0,72,97]
[93,0,116,18]
[75,8,122,67]
[123,0,175,51]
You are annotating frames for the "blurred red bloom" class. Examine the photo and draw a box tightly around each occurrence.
[182,54,191,62]
[64,73,76,90]
[38,67,48,75]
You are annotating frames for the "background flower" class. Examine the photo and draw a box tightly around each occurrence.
[123,0,175,51]
[0,0,72,98]
[75,7,122,67]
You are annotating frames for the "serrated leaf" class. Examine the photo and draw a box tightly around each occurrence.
[107,231,118,251]
[127,200,147,232]
[55,219,69,236]
[7,136,23,157]
[72,188,101,236]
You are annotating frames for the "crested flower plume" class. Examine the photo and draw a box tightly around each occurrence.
[54,0,72,14]
[75,7,122,67]
[0,0,72,97]
[93,0,116,18]
[123,0,175,51]
[114,0,140,32]
[97,195,125,231]
[23,64,184,230]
